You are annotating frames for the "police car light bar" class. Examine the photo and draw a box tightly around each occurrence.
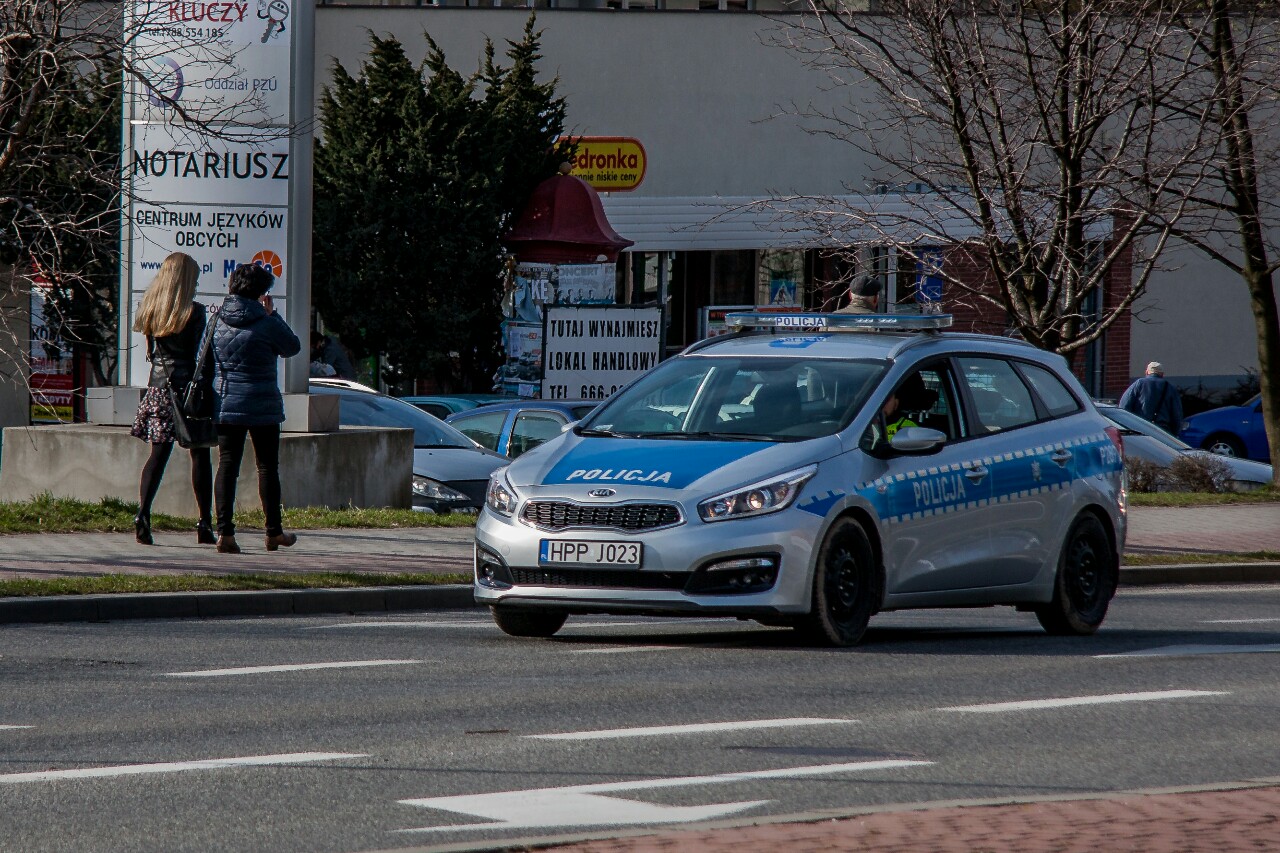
[724,312,953,332]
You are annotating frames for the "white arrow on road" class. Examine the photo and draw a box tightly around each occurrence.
[396,758,932,833]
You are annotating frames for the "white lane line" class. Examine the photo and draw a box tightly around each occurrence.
[0,752,367,784]
[0,725,34,731]
[1097,645,1280,658]
[527,717,858,741]
[165,659,423,677]
[304,619,726,631]
[939,690,1227,713]
[569,646,680,655]
[1203,617,1280,624]
[396,759,932,833]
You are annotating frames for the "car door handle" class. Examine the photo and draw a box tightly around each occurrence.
[964,465,988,483]
[1051,450,1073,466]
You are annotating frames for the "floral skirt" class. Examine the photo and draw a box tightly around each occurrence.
[130,386,176,444]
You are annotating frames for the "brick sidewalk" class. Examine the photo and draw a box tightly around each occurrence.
[546,784,1280,853]
[1125,504,1280,555]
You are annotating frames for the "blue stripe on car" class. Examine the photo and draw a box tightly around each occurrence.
[543,439,776,489]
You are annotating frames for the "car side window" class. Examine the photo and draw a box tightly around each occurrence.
[859,364,964,452]
[1017,363,1082,418]
[449,410,507,452]
[418,403,452,419]
[509,412,567,458]
[959,357,1038,433]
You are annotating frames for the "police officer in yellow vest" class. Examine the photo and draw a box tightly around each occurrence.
[866,373,924,451]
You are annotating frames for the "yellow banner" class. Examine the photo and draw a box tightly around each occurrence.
[567,137,646,192]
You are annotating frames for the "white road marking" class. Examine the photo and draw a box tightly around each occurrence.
[304,619,726,631]
[1097,645,1280,658]
[0,725,34,731]
[939,690,1227,713]
[527,717,858,741]
[0,752,367,784]
[165,659,423,677]
[568,646,680,655]
[1203,617,1280,624]
[397,759,931,833]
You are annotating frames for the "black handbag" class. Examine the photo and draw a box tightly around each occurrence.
[168,307,220,450]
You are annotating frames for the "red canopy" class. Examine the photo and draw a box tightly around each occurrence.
[503,172,634,264]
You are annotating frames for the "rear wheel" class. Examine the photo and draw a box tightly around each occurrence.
[491,606,568,638]
[1035,515,1117,636]
[795,518,877,647]
[1204,433,1246,458]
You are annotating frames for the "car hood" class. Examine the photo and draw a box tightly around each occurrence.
[1187,450,1273,483]
[1186,405,1249,425]
[504,432,843,499]
[412,447,506,483]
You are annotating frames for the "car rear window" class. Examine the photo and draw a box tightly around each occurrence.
[1018,363,1082,418]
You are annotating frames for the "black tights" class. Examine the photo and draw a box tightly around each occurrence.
[138,442,212,523]
[215,424,283,537]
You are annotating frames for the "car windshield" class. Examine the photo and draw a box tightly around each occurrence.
[315,387,478,449]
[579,355,886,442]
[1102,406,1191,451]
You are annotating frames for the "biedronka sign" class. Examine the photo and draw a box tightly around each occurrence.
[121,0,302,386]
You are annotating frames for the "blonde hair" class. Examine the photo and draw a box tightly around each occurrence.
[133,252,199,337]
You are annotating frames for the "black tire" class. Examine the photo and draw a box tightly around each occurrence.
[490,607,568,638]
[795,518,878,647]
[1035,514,1117,636]
[1203,433,1246,458]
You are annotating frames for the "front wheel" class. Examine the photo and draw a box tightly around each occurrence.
[795,518,878,647]
[491,606,568,638]
[1204,433,1246,458]
[1035,514,1117,636]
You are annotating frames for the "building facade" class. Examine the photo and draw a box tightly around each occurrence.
[314,4,1262,399]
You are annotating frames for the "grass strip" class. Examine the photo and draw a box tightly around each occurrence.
[1129,489,1279,507]
[1123,550,1280,566]
[0,571,471,598]
[0,494,476,535]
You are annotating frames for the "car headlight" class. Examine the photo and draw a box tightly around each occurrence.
[698,465,817,523]
[485,472,518,516]
[413,475,468,502]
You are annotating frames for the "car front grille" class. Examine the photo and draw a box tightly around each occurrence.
[510,567,691,590]
[521,501,682,532]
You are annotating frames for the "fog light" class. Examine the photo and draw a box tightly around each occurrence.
[684,555,781,595]
[474,547,513,590]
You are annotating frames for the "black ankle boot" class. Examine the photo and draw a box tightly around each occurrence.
[135,514,153,546]
[196,520,216,545]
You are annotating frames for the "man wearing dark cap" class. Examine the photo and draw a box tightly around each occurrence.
[835,274,882,314]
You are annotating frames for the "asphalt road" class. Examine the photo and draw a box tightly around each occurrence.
[2,585,1278,853]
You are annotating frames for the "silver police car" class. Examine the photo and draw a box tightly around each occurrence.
[474,313,1126,646]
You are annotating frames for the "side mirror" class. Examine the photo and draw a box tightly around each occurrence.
[889,426,947,454]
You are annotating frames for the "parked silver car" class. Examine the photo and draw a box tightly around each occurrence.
[473,312,1126,646]
[1099,403,1273,492]
[309,379,506,513]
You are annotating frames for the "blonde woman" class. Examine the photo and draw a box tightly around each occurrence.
[129,252,215,545]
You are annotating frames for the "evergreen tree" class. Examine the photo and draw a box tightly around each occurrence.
[313,17,572,392]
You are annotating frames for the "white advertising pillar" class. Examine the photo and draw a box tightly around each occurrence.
[117,1,324,424]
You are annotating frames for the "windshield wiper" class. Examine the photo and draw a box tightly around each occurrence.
[575,426,623,437]
[631,431,773,442]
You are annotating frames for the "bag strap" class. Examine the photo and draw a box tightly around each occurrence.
[178,306,221,408]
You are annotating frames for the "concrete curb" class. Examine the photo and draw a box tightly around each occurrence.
[3,564,1280,625]
[1119,562,1280,585]
[0,584,479,624]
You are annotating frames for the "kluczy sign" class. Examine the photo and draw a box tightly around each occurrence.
[542,306,661,401]
[122,0,309,387]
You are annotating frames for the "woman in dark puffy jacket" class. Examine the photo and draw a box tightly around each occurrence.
[130,252,215,546]
[210,263,301,554]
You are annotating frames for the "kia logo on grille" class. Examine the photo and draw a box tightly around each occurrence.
[587,488,616,498]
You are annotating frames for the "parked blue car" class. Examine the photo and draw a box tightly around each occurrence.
[1180,394,1270,462]
[446,399,598,459]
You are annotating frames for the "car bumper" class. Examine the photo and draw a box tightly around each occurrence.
[472,503,825,615]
